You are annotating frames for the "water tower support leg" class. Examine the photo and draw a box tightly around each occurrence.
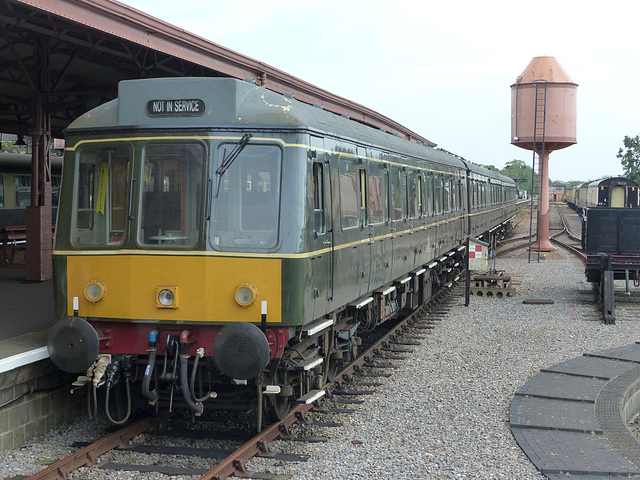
[537,150,555,251]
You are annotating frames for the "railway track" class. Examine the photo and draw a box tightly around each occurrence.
[497,202,585,262]
[22,279,464,480]
[550,202,586,263]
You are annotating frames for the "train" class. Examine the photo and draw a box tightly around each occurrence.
[565,177,640,213]
[47,77,516,427]
[0,152,62,227]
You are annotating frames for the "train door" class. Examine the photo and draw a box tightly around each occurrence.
[389,165,408,279]
[611,185,625,208]
[309,139,333,319]
[366,159,387,291]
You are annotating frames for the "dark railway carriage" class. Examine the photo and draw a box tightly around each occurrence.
[0,153,62,227]
[48,77,516,426]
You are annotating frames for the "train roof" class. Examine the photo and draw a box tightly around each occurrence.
[66,77,514,185]
[0,152,63,171]
[587,177,638,188]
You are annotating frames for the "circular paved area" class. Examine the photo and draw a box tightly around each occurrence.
[511,343,640,479]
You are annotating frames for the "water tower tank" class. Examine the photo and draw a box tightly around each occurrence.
[510,56,577,152]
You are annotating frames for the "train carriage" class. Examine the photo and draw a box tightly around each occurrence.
[569,177,639,214]
[48,77,516,426]
[0,153,62,227]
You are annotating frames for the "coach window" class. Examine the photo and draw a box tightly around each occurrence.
[0,175,3,207]
[390,167,405,221]
[418,175,424,217]
[338,158,358,229]
[443,176,451,213]
[15,175,30,207]
[213,143,280,248]
[312,162,326,235]
[73,144,132,247]
[425,173,433,216]
[407,170,419,219]
[434,175,442,214]
[358,168,368,226]
[368,162,385,224]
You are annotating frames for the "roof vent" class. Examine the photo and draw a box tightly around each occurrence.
[244,77,256,84]
[341,113,350,119]
[284,92,295,99]
[314,103,323,109]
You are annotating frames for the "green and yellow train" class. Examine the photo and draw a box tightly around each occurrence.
[48,77,516,425]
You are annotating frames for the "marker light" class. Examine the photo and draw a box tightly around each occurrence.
[156,287,179,309]
[84,281,106,303]
[234,283,258,307]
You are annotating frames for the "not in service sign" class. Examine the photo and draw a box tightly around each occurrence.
[146,99,205,117]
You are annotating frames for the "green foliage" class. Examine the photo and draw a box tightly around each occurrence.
[501,159,538,194]
[564,180,584,189]
[617,134,640,184]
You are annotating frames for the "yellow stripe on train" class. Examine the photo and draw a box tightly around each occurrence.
[66,254,282,324]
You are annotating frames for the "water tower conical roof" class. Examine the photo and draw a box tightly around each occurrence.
[510,56,577,152]
[515,56,574,84]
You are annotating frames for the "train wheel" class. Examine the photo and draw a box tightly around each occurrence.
[263,354,295,422]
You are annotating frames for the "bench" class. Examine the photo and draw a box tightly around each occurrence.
[0,226,27,266]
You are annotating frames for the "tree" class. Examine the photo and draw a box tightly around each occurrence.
[502,159,538,195]
[617,134,640,183]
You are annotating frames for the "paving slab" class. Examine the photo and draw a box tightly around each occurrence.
[542,356,639,380]
[585,343,640,364]
[516,371,608,402]
[510,395,600,433]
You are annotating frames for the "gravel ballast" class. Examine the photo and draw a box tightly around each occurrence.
[3,253,640,480]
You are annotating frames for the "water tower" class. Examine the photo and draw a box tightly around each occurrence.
[511,56,577,252]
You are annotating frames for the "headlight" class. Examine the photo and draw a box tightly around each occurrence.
[156,287,179,309]
[84,281,106,303]
[234,283,258,307]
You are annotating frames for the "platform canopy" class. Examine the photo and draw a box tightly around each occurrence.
[0,0,435,145]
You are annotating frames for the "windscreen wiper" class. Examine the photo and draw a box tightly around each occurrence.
[215,133,252,197]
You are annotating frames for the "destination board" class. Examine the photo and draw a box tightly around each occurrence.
[146,99,205,116]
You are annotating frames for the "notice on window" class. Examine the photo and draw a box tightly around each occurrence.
[96,162,109,215]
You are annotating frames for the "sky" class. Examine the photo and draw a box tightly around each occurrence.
[120,0,639,182]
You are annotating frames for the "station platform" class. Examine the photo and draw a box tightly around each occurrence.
[0,267,55,370]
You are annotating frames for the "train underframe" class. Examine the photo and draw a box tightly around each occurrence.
[72,228,507,430]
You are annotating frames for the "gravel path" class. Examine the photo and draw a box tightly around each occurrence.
[3,252,640,480]
[251,254,640,480]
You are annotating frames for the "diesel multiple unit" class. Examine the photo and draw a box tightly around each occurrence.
[47,77,516,426]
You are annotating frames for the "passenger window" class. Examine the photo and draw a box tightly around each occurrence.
[407,170,419,219]
[390,167,405,221]
[359,168,368,226]
[73,145,132,246]
[434,175,442,214]
[312,162,325,235]
[0,175,3,207]
[425,174,433,216]
[339,158,358,229]
[443,176,450,213]
[15,175,30,207]
[213,144,280,248]
[368,163,385,225]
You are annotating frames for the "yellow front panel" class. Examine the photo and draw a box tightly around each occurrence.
[66,254,282,324]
